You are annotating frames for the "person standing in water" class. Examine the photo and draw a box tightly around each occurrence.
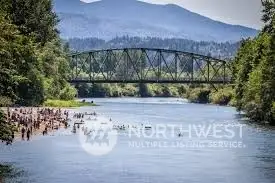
[27,128,31,141]
[12,131,15,141]
[21,127,26,140]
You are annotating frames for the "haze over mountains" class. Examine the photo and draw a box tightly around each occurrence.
[54,0,258,42]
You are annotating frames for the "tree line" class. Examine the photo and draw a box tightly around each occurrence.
[0,0,76,142]
[233,0,275,124]
[0,0,76,107]
[68,36,240,60]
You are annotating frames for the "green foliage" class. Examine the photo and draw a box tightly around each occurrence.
[272,102,275,119]
[121,84,138,97]
[261,0,275,33]
[17,69,45,106]
[0,109,15,144]
[1,0,58,45]
[75,83,186,98]
[60,84,77,100]
[0,0,76,106]
[69,37,240,60]
[233,0,275,124]
[185,88,211,104]
[233,39,255,111]
[210,87,233,106]
[0,96,12,107]
[0,11,29,103]
[44,100,96,108]
[177,85,187,96]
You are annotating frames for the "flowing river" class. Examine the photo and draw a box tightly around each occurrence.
[1,98,275,183]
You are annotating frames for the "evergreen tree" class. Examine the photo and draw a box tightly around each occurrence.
[0,0,76,106]
[234,0,275,123]
[2,0,59,45]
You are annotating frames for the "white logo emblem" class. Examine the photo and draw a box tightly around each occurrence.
[78,117,118,156]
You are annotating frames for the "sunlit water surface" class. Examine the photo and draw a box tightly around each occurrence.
[1,98,275,183]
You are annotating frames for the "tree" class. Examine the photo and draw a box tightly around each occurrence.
[1,0,59,45]
[261,0,275,33]
[0,1,76,105]
[233,0,275,124]
[0,10,31,103]
[0,109,13,144]
[234,39,254,111]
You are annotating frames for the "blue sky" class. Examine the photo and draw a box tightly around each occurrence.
[80,0,263,29]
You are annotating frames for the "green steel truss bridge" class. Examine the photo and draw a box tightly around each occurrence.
[69,48,233,84]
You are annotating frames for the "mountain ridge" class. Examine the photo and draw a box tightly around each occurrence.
[54,0,258,42]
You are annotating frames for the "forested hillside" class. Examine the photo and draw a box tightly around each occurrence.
[233,0,275,124]
[54,0,257,42]
[0,0,76,107]
[68,36,240,59]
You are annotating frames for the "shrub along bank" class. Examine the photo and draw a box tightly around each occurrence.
[75,83,234,106]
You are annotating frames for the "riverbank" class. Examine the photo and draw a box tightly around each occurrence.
[75,83,234,106]
[185,87,234,106]
[75,83,186,98]
[1,107,69,143]
[43,100,97,108]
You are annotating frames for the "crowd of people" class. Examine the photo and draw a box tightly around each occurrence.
[73,112,97,119]
[6,107,69,142]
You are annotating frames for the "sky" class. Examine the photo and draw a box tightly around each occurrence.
[80,0,263,29]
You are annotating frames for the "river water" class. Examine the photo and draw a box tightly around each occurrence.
[1,98,275,183]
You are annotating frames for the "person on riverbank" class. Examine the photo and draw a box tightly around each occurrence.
[2,107,73,143]
[65,121,68,129]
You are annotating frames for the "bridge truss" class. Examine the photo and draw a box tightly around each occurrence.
[69,48,233,84]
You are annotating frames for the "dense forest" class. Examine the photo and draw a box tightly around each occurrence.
[0,0,76,107]
[0,0,76,142]
[68,36,240,60]
[233,0,275,124]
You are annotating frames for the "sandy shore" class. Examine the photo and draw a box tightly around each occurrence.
[1,107,69,143]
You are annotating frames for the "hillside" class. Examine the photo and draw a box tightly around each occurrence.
[54,0,258,42]
[67,36,240,59]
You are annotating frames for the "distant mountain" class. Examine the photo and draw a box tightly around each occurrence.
[53,0,258,42]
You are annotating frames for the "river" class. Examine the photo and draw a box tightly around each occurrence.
[1,98,275,183]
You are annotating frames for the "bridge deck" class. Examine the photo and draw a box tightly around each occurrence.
[69,79,233,84]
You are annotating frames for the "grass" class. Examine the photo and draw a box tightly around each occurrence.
[43,99,97,108]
